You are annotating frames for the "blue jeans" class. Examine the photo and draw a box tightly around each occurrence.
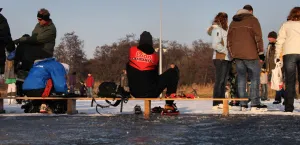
[213,60,231,106]
[261,84,268,100]
[235,59,261,106]
[283,54,300,111]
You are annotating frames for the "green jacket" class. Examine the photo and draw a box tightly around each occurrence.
[265,43,276,73]
[20,20,56,58]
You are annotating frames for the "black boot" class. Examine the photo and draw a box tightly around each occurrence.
[273,100,282,104]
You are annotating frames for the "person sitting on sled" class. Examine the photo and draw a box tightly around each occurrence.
[22,58,69,113]
[127,31,180,114]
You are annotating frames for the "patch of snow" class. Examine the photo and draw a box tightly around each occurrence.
[1,99,300,116]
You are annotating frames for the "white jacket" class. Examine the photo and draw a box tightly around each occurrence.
[210,25,231,60]
[275,21,300,58]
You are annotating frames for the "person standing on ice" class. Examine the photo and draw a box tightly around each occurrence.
[275,7,300,112]
[0,8,15,75]
[227,8,267,111]
[120,69,129,92]
[207,12,231,110]
[85,73,94,98]
[68,72,77,94]
[126,31,180,114]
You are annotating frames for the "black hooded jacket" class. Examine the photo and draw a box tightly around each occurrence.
[0,12,14,73]
[14,34,36,72]
[127,31,159,97]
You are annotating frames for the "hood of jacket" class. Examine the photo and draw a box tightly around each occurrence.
[137,31,154,54]
[233,9,253,22]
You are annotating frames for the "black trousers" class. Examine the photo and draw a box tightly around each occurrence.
[148,67,179,105]
[213,60,231,106]
[16,81,24,97]
[275,89,285,102]
[283,54,300,112]
[23,89,45,97]
[130,67,179,105]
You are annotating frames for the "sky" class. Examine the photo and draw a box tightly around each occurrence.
[1,0,299,58]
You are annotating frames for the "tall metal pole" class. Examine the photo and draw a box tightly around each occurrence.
[159,0,163,75]
[159,0,163,98]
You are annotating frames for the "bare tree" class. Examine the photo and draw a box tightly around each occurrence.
[54,31,87,78]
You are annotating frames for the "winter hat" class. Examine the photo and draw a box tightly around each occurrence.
[22,34,30,37]
[139,31,153,46]
[37,9,50,21]
[243,5,253,12]
[268,31,277,39]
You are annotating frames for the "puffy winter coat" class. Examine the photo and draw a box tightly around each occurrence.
[23,58,67,93]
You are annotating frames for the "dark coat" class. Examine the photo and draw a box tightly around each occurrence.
[0,13,14,73]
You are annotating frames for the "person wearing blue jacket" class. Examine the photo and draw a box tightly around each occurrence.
[207,12,231,109]
[23,58,68,97]
[21,58,69,113]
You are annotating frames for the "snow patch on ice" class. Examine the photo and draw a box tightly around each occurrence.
[1,99,300,116]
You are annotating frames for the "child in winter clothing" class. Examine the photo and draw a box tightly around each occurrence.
[260,68,269,101]
[79,81,87,97]
[273,61,285,104]
[120,69,129,92]
[225,85,231,98]
[85,73,94,98]
[5,51,17,104]
[68,72,76,94]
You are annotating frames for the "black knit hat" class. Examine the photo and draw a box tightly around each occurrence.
[37,9,50,21]
[268,31,277,39]
[139,31,153,46]
[243,5,253,11]
[22,34,30,37]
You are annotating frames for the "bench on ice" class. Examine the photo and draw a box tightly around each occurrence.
[0,94,248,119]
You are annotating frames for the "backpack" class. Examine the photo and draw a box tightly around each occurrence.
[92,82,130,114]
[97,82,119,98]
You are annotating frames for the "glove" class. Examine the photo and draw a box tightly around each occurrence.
[262,63,266,69]
[14,39,20,45]
[274,58,280,63]
[259,54,265,61]
[14,37,27,44]
[19,36,27,42]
